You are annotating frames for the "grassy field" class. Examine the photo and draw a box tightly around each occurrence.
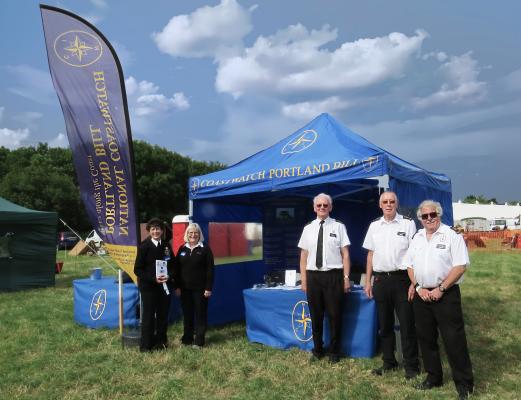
[0,251,520,399]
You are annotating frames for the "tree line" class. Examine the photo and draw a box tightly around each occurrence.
[0,141,224,232]
[462,195,520,205]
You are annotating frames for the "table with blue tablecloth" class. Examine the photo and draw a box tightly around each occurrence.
[73,277,139,329]
[243,285,377,358]
[73,277,182,329]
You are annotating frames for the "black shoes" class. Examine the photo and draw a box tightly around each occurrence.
[415,379,443,390]
[328,354,340,364]
[457,386,474,399]
[309,350,340,363]
[371,364,399,376]
[405,369,420,380]
[309,350,325,362]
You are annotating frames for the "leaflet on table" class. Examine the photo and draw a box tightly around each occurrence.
[252,284,302,290]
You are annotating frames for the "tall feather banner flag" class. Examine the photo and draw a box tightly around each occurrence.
[40,5,139,282]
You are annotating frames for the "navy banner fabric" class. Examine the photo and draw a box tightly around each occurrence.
[243,286,378,358]
[40,5,139,280]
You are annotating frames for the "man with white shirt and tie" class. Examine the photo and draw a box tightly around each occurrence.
[363,191,420,379]
[298,193,351,363]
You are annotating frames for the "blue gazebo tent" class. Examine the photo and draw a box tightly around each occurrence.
[188,113,452,324]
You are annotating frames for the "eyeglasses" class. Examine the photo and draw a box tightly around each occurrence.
[382,200,396,205]
[188,232,200,235]
[421,212,438,220]
[316,203,329,208]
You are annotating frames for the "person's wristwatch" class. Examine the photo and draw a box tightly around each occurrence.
[415,283,421,293]
[439,283,447,293]
[343,274,349,281]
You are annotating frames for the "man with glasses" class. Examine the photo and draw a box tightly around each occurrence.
[298,193,351,363]
[406,200,474,400]
[362,191,420,379]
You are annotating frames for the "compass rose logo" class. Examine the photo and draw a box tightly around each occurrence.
[54,30,103,67]
[362,155,379,172]
[281,130,317,155]
[90,289,107,320]
[292,300,313,342]
[190,178,200,197]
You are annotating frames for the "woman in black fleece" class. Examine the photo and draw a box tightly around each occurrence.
[174,223,214,348]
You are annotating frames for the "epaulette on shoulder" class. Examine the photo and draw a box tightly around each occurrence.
[403,216,412,220]
[412,231,418,239]
[451,226,464,234]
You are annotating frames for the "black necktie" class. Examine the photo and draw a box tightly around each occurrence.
[316,220,324,269]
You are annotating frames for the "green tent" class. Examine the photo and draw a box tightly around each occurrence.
[0,196,58,291]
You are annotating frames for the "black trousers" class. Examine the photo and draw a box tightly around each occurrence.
[140,288,171,351]
[373,272,419,372]
[306,269,344,356]
[180,288,209,346]
[413,285,474,391]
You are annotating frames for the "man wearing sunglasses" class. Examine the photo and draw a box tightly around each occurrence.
[362,191,420,379]
[405,200,474,400]
[298,193,351,363]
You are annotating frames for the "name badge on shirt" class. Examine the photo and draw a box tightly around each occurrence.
[397,231,406,236]
[329,233,337,237]
[436,244,446,249]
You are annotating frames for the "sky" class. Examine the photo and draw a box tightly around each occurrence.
[1,0,520,202]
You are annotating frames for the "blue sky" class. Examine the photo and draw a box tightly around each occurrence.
[1,0,520,202]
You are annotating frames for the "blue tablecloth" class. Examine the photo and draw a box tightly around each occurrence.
[73,277,183,329]
[243,286,377,358]
[73,277,139,329]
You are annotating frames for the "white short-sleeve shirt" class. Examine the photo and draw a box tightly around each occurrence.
[362,214,416,272]
[298,217,350,271]
[405,223,469,288]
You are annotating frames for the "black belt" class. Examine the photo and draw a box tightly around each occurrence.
[308,269,342,274]
[373,270,407,276]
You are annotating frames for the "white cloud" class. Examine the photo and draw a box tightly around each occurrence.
[112,41,135,69]
[0,127,30,149]
[282,96,351,120]
[125,76,190,134]
[412,52,487,109]
[422,51,448,62]
[48,133,69,148]
[216,27,428,97]
[135,92,189,116]
[501,67,521,92]
[12,111,43,130]
[90,0,108,8]
[5,65,55,105]
[152,0,253,59]
[351,99,521,163]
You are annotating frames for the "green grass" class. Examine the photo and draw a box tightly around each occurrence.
[1,251,520,399]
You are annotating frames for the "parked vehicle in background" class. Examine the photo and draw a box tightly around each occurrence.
[57,231,80,250]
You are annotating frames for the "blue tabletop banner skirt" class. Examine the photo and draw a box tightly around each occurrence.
[244,286,377,358]
[73,277,139,329]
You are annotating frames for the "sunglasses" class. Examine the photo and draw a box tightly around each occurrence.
[421,212,438,220]
[382,200,396,205]
[315,203,329,208]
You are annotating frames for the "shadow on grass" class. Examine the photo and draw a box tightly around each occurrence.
[207,322,246,345]
[463,293,520,392]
